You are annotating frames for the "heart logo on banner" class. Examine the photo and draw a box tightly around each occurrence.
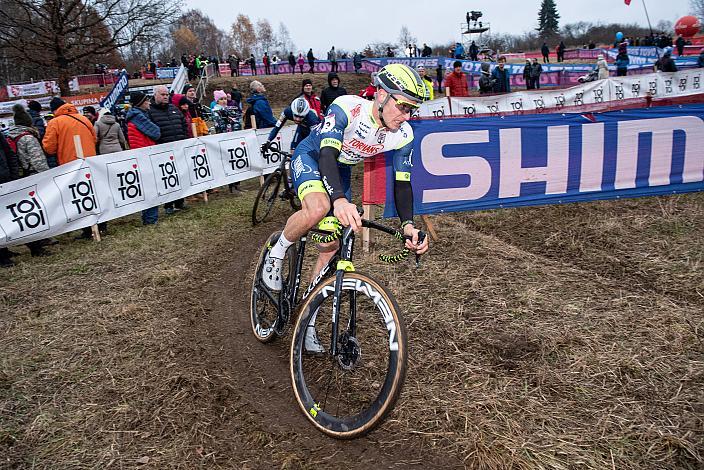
[132,164,138,169]
[169,155,174,160]
[85,173,91,179]
[29,191,35,197]
[241,142,246,146]
[201,148,206,154]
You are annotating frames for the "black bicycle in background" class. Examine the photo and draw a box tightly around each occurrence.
[251,149,301,226]
[250,210,425,439]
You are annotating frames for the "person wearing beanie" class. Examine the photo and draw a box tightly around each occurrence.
[211,89,227,109]
[49,97,66,113]
[299,78,322,118]
[26,100,46,140]
[8,103,49,175]
[445,60,469,97]
[126,90,161,225]
[3,113,51,258]
[320,72,347,114]
[43,98,96,166]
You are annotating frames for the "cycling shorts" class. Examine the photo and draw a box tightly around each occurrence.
[291,150,352,202]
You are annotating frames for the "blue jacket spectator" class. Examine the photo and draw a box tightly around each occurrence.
[246,81,276,128]
[454,43,465,59]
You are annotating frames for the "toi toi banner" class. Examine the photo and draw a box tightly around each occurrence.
[383,104,704,217]
[0,126,298,247]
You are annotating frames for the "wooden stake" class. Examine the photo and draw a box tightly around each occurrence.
[250,115,265,186]
[362,204,374,253]
[421,215,439,241]
[192,122,208,203]
[73,135,101,242]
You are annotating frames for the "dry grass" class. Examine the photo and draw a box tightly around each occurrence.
[358,193,704,469]
[1,180,703,468]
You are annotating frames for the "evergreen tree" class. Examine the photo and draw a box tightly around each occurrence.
[536,0,561,38]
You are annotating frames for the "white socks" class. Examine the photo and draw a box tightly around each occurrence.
[270,231,294,259]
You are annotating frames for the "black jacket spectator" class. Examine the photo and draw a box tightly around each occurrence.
[320,72,348,114]
[27,101,46,140]
[0,133,20,184]
[149,101,187,144]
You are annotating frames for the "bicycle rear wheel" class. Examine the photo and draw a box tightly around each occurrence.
[290,272,408,439]
[250,231,296,342]
[252,170,282,226]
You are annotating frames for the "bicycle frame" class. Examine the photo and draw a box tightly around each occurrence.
[283,219,405,357]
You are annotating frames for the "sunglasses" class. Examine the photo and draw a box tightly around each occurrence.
[389,94,420,116]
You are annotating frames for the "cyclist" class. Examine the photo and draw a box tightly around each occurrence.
[261,64,430,351]
[261,97,320,153]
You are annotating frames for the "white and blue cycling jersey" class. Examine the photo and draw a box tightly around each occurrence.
[292,94,414,201]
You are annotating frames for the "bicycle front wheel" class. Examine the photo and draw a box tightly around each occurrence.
[252,170,282,226]
[290,272,408,439]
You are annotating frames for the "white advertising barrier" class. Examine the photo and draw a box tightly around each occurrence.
[254,125,296,174]
[436,70,704,118]
[0,129,270,247]
[445,79,610,117]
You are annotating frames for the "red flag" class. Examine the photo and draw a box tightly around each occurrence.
[625,0,631,4]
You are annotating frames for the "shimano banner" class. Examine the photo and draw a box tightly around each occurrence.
[419,69,704,118]
[384,105,704,217]
[99,71,129,111]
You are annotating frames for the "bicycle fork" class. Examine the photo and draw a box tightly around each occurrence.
[330,227,356,357]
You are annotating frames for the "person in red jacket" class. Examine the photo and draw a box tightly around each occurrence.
[443,60,469,97]
[126,91,162,225]
[299,79,322,118]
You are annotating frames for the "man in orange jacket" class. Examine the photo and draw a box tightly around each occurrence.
[43,97,102,239]
[42,97,97,165]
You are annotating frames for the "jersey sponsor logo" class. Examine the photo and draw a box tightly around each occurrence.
[292,157,313,179]
[321,114,336,133]
[350,104,361,118]
[346,138,384,155]
[321,137,342,151]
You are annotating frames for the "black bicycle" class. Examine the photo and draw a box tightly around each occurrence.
[250,211,425,439]
[252,149,301,226]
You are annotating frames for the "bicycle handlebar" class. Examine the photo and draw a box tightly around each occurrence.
[309,209,426,267]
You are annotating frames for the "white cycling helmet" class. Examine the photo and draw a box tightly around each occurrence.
[290,97,310,117]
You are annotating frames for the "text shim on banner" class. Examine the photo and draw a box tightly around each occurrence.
[384,104,704,218]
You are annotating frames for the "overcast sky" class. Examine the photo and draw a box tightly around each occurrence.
[186,0,693,55]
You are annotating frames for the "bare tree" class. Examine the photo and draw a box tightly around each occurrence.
[255,19,274,57]
[230,14,256,58]
[274,22,295,56]
[691,0,704,21]
[398,25,416,53]
[0,0,181,94]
